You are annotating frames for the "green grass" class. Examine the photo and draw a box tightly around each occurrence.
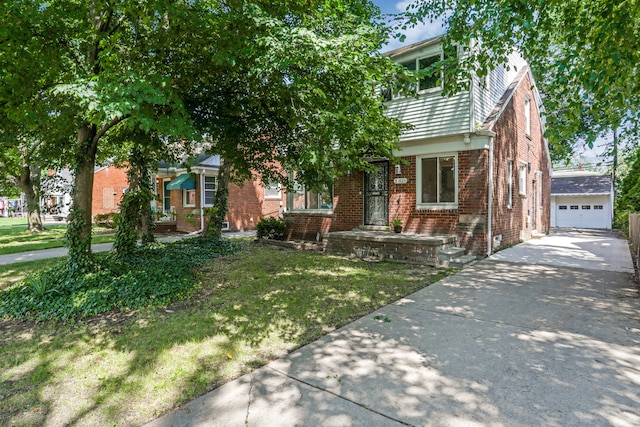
[0,243,451,427]
[0,217,28,227]
[0,225,115,255]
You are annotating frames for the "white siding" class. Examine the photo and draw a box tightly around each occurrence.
[473,51,527,126]
[385,90,471,142]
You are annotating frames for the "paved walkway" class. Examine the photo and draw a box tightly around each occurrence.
[146,229,640,427]
[0,230,256,266]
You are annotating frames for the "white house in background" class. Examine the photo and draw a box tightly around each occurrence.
[550,171,613,229]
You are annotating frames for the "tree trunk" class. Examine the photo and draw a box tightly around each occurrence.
[66,125,99,273]
[17,164,45,233]
[113,146,155,257]
[206,158,230,239]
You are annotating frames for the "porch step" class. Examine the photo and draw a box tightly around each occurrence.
[437,247,465,267]
[450,255,477,269]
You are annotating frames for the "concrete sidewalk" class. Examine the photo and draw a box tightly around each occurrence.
[146,229,640,427]
[0,230,256,266]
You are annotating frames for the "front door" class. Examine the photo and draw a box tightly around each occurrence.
[364,161,389,226]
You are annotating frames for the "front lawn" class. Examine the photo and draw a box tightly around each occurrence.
[0,242,450,426]
[0,225,115,255]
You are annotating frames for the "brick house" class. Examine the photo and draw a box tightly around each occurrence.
[92,165,129,217]
[155,154,285,233]
[284,36,551,258]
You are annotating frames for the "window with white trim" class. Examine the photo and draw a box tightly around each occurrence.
[382,45,457,100]
[581,205,591,210]
[559,205,568,210]
[518,163,527,196]
[183,189,196,207]
[286,173,333,211]
[570,205,579,210]
[417,154,457,207]
[203,176,217,206]
[507,160,513,208]
[594,205,604,210]
[524,97,531,136]
[264,181,281,199]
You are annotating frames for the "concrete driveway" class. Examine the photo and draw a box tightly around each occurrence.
[146,229,640,427]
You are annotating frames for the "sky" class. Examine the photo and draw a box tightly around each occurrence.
[372,0,445,52]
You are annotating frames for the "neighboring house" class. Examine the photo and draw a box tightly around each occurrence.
[92,165,129,217]
[42,168,73,220]
[155,154,285,233]
[284,36,552,258]
[550,172,613,229]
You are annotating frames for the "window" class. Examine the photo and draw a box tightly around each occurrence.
[418,55,440,91]
[581,205,591,210]
[384,46,457,99]
[264,181,281,199]
[507,160,513,208]
[524,97,531,136]
[203,176,217,206]
[518,163,527,195]
[559,205,568,210]
[163,180,171,213]
[183,189,196,207]
[287,174,333,211]
[570,205,579,210]
[594,205,604,210]
[417,154,457,207]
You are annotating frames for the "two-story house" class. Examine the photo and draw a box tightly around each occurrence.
[283,36,551,261]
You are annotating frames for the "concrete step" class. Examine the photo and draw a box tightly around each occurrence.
[450,255,477,269]
[437,247,465,260]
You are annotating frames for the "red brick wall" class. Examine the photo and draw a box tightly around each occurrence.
[491,72,550,249]
[92,166,129,217]
[285,151,491,256]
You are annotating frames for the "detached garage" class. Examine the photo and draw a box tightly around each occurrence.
[551,173,613,229]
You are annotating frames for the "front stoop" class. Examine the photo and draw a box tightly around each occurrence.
[325,231,458,265]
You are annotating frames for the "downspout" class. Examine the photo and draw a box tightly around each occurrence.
[187,172,205,236]
[487,136,494,257]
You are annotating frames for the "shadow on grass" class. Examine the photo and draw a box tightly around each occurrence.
[0,245,447,426]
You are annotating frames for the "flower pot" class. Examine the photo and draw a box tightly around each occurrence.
[393,225,402,233]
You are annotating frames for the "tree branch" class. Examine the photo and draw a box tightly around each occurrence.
[93,114,131,144]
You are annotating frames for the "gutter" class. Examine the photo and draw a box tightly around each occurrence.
[487,136,494,257]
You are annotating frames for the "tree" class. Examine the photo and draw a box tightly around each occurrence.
[182,1,408,235]
[402,0,640,157]
[2,0,407,265]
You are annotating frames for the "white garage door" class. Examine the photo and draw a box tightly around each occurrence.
[555,196,611,229]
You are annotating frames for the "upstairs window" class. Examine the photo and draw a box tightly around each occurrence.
[383,45,457,100]
[524,97,531,136]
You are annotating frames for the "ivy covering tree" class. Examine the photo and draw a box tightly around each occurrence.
[1,0,406,271]
[402,0,640,157]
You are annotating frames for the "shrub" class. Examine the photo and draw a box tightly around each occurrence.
[94,212,118,229]
[0,236,241,321]
[256,217,286,240]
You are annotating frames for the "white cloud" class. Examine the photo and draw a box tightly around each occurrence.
[395,0,413,12]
